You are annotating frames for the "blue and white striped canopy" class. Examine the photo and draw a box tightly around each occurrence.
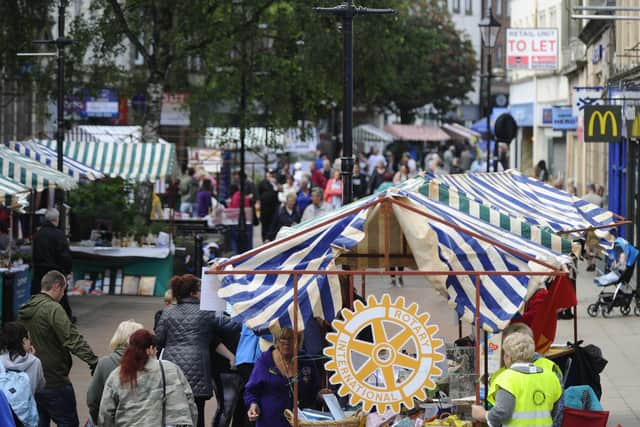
[217,190,563,333]
[432,170,616,239]
[6,141,104,181]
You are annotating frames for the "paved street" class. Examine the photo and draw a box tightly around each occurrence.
[65,262,638,427]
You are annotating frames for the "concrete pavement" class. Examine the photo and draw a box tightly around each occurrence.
[64,262,638,427]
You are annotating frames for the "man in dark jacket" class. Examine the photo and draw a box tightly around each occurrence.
[32,208,74,319]
[18,270,98,427]
[352,163,369,199]
[258,170,279,242]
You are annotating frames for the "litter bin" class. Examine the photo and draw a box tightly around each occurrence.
[2,266,32,324]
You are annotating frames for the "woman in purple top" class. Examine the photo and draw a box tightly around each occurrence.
[245,328,321,427]
[196,179,213,217]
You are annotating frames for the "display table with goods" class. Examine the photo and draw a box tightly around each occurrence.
[70,244,173,297]
[0,264,32,323]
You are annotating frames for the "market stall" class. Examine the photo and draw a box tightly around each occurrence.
[207,188,573,425]
[70,245,172,297]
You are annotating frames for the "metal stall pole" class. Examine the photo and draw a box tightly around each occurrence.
[361,273,366,297]
[474,275,481,406]
[293,273,300,427]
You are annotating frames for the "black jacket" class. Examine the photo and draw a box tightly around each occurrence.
[32,221,72,291]
[352,172,369,199]
[271,205,301,238]
[258,179,279,218]
[155,298,227,397]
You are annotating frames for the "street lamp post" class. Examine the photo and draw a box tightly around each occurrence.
[479,7,501,173]
[314,1,394,205]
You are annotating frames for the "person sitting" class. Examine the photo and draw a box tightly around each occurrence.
[271,192,301,238]
[472,332,562,427]
[244,328,322,427]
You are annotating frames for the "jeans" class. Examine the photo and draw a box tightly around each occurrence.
[36,384,79,427]
[180,202,197,215]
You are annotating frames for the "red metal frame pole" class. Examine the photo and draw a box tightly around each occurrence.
[474,274,481,406]
[383,199,391,271]
[293,273,299,427]
[361,273,366,297]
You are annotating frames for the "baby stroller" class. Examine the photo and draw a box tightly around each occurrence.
[587,238,639,318]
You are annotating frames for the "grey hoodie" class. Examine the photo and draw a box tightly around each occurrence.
[0,352,46,395]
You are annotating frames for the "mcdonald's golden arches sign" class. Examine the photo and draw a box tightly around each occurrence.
[584,105,622,142]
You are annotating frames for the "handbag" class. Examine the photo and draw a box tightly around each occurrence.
[159,360,167,426]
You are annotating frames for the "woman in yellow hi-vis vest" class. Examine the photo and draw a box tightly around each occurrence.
[472,332,562,427]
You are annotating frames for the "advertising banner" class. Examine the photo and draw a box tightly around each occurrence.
[507,28,558,70]
[84,89,119,118]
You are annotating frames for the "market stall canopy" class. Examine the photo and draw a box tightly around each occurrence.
[6,140,105,181]
[430,170,618,243]
[353,124,394,153]
[67,125,171,144]
[470,117,493,134]
[397,177,574,255]
[384,124,451,142]
[215,189,564,334]
[40,139,175,182]
[204,127,318,153]
[0,145,77,191]
[0,175,29,209]
[441,123,481,143]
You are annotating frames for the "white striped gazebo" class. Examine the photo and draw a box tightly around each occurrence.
[0,145,77,192]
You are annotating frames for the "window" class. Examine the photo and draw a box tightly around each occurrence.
[548,7,556,26]
[496,0,502,16]
[452,0,460,14]
[464,0,472,15]
[506,0,511,17]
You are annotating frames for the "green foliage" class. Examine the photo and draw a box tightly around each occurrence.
[67,178,135,233]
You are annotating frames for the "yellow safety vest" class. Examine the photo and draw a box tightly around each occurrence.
[487,357,561,406]
[494,366,562,427]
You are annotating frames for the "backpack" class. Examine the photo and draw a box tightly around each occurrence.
[0,370,38,427]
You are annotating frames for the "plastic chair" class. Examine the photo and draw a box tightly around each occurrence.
[561,407,609,427]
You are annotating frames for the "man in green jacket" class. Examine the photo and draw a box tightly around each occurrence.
[18,270,98,427]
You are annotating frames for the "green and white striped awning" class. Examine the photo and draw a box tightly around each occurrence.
[0,146,77,191]
[41,139,175,182]
[399,176,574,254]
[0,175,30,208]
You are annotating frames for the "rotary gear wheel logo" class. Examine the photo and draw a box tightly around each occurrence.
[324,294,445,413]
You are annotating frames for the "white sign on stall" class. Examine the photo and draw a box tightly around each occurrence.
[506,28,558,71]
[200,268,228,312]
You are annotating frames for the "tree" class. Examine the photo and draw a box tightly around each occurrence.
[374,0,477,123]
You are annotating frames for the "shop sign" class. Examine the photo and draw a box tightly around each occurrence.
[592,44,604,64]
[542,108,553,126]
[507,28,558,70]
[552,107,577,130]
[584,105,622,142]
[324,294,445,413]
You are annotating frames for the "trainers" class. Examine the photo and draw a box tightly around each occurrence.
[398,279,404,288]
[586,264,596,272]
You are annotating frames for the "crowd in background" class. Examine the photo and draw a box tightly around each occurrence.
[170,140,606,253]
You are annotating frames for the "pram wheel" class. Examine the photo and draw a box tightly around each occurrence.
[621,305,631,316]
[587,303,599,317]
[602,306,612,318]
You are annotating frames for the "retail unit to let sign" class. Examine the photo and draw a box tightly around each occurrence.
[506,28,558,70]
[584,105,622,142]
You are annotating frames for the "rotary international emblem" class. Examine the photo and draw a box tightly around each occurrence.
[324,294,445,413]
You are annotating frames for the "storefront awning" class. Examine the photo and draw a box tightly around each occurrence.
[384,124,451,142]
[441,123,481,142]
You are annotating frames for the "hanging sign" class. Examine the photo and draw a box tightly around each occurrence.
[507,28,558,70]
[584,105,623,142]
[324,294,445,413]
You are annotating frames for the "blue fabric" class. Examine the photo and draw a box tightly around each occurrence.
[236,325,269,365]
[564,385,603,411]
[296,190,312,214]
[36,384,79,427]
[0,391,16,427]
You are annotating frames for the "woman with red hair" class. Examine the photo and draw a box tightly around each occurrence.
[98,329,197,426]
